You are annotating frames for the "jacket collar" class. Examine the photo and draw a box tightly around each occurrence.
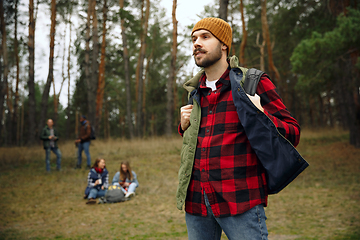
[183,55,240,93]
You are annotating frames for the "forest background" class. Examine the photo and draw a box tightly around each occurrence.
[1,0,360,239]
[0,0,360,146]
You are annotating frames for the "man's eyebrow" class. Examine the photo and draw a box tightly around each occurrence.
[192,32,211,38]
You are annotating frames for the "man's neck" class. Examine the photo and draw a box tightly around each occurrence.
[204,57,229,81]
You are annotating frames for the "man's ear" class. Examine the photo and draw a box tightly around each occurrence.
[222,44,228,51]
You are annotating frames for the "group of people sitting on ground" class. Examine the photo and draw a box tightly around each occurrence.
[84,158,139,205]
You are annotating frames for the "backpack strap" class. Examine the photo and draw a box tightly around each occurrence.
[243,68,264,96]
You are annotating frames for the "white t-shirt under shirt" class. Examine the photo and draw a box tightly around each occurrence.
[206,79,219,91]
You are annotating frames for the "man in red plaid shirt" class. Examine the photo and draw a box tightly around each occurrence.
[177,17,301,240]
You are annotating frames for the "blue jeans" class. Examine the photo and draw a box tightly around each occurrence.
[78,141,91,167]
[114,182,137,194]
[45,147,61,171]
[88,188,106,199]
[186,193,268,240]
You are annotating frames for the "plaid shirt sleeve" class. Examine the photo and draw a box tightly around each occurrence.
[257,74,301,147]
[103,172,109,189]
[87,171,95,188]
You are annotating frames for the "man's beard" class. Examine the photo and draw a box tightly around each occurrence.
[193,43,222,68]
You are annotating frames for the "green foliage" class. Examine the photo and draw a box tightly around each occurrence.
[291,8,360,93]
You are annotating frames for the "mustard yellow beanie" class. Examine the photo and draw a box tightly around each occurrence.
[192,17,232,54]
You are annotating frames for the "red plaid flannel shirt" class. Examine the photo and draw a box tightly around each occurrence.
[180,68,300,217]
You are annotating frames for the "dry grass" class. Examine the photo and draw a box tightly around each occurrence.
[0,129,359,240]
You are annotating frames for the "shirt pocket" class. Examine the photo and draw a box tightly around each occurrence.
[216,123,242,134]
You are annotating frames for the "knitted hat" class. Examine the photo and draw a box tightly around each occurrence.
[192,17,232,54]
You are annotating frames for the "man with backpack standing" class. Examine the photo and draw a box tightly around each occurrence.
[177,18,302,240]
[75,115,92,169]
[40,119,61,172]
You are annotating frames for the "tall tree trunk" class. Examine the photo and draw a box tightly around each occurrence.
[55,11,68,127]
[219,0,229,21]
[39,0,56,132]
[135,0,150,137]
[142,51,151,136]
[135,0,144,105]
[260,0,280,84]
[20,100,24,145]
[239,0,247,67]
[256,32,266,71]
[27,0,37,145]
[84,0,91,121]
[326,93,334,127]
[166,0,177,137]
[0,0,8,144]
[88,0,99,127]
[53,65,66,126]
[13,0,20,145]
[67,10,72,139]
[95,0,107,135]
[119,0,133,139]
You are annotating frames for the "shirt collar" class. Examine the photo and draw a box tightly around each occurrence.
[199,66,231,89]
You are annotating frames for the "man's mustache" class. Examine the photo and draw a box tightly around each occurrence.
[193,48,206,56]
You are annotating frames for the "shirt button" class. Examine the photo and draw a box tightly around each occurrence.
[202,148,205,151]
[206,129,209,133]
[209,110,212,114]
[202,169,205,172]
[208,92,211,95]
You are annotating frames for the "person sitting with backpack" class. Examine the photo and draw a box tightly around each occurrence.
[112,161,139,199]
[84,158,109,204]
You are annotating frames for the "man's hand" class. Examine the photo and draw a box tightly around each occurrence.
[75,139,81,143]
[246,93,264,112]
[180,104,193,131]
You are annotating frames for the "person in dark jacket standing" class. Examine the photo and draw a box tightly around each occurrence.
[75,115,92,169]
[40,119,61,172]
[177,18,301,240]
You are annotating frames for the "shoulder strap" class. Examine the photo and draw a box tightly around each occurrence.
[243,68,264,96]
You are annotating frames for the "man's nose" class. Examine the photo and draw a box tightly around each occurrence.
[193,38,202,48]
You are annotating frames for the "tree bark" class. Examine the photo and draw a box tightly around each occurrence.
[13,0,20,145]
[135,0,150,137]
[256,32,266,71]
[53,62,66,126]
[55,9,68,127]
[143,49,152,136]
[0,0,8,144]
[239,0,247,67]
[166,0,177,137]
[27,0,37,145]
[95,0,107,135]
[119,0,134,139]
[260,0,280,84]
[219,0,229,21]
[66,6,72,139]
[38,0,57,133]
[88,0,99,127]
[135,0,144,105]
[84,0,91,123]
